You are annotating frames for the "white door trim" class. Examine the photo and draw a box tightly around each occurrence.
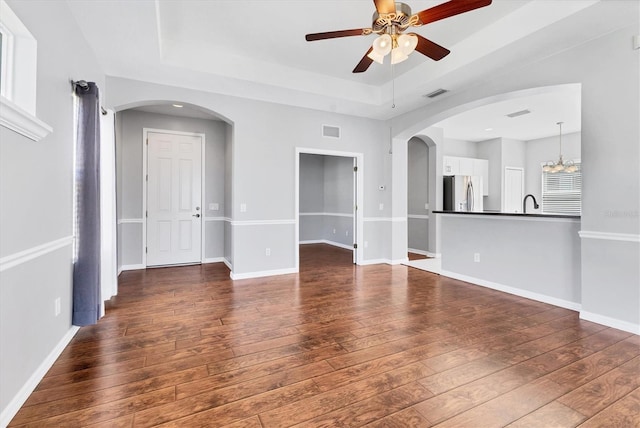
[142,128,206,267]
[295,147,364,270]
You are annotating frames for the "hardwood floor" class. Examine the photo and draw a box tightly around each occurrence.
[408,252,428,261]
[10,244,639,427]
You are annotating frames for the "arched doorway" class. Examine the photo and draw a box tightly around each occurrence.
[113,101,234,274]
[394,84,581,269]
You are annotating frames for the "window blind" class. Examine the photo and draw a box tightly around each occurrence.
[541,163,581,215]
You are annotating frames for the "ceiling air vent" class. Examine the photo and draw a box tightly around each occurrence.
[424,88,448,98]
[506,109,531,118]
[322,125,340,138]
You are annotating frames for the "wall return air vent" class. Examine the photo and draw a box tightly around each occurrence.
[506,109,531,118]
[322,125,340,138]
[424,88,448,98]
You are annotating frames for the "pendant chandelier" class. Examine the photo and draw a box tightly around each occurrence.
[543,122,577,173]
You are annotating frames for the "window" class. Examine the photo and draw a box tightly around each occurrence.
[0,0,51,141]
[541,162,581,215]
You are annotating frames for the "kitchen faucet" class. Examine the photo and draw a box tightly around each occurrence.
[523,194,539,214]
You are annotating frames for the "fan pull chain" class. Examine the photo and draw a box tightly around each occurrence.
[391,64,396,108]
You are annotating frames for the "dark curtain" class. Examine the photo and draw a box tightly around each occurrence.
[72,82,101,326]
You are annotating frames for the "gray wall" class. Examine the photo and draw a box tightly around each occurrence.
[476,138,502,211]
[443,137,477,157]
[116,110,228,268]
[2,1,638,421]
[393,2,639,332]
[106,78,392,274]
[299,154,325,242]
[475,137,526,212]
[299,154,354,248]
[407,138,429,253]
[0,0,105,419]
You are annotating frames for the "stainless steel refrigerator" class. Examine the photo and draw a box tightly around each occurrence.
[443,175,484,212]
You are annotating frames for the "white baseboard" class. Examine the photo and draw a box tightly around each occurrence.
[119,264,145,272]
[203,257,225,264]
[579,311,640,335]
[300,239,354,251]
[230,267,298,280]
[439,270,582,312]
[0,326,80,427]
[223,258,232,271]
[408,248,429,256]
[359,258,390,266]
[407,249,441,258]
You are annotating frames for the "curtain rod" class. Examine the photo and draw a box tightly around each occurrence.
[71,79,107,115]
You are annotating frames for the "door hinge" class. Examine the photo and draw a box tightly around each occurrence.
[146,139,148,145]
[145,247,148,253]
[145,174,148,182]
[353,166,358,172]
[145,211,148,218]
[353,243,358,249]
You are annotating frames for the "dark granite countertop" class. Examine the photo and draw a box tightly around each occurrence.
[433,210,581,220]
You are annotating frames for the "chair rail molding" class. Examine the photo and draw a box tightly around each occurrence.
[578,230,640,242]
[0,236,73,272]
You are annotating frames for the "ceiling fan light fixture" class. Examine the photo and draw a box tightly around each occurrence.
[367,49,386,64]
[371,34,392,56]
[390,47,409,64]
[397,33,418,55]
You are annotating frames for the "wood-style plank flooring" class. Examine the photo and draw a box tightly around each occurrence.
[10,244,640,427]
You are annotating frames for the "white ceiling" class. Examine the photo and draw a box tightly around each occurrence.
[67,0,634,140]
[434,84,581,142]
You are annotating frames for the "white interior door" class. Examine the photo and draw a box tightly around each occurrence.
[504,167,524,213]
[147,131,202,266]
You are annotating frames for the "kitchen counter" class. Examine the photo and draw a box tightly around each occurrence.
[435,211,582,311]
[434,210,580,220]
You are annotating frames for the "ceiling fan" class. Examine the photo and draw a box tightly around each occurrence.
[305,0,492,73]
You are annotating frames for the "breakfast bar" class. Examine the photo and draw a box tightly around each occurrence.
[433,211,582,310]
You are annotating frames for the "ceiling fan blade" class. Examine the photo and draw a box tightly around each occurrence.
[414,34,451,61]
[306,29,369,41]
[373,0,396,14]
[417,0,492,25]
[353,48,374,73]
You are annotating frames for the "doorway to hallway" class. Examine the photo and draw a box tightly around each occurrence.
[295,148,364,270]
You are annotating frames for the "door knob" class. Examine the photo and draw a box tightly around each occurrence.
[192,214,200,218]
